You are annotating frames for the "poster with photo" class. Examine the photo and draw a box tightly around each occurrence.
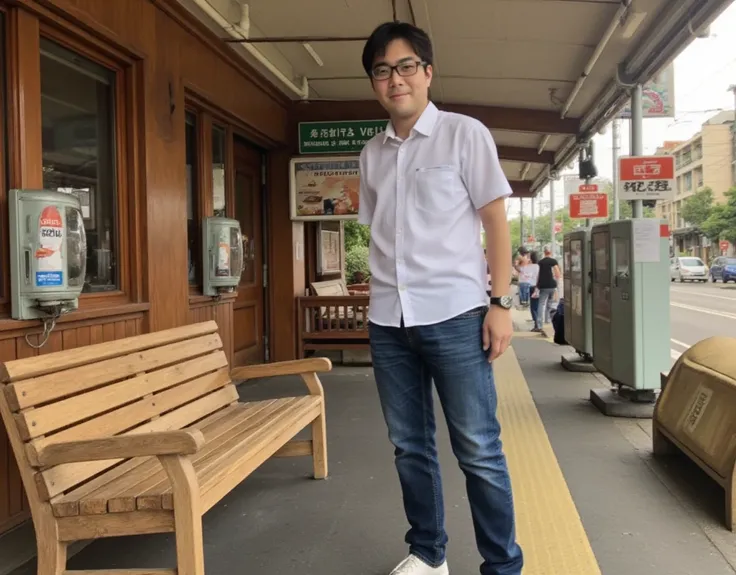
[289,156,360,221]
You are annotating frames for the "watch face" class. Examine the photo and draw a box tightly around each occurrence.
[500,295,514,309]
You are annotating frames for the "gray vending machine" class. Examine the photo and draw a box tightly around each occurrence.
[590,219,670,396]
[563,229,593,362]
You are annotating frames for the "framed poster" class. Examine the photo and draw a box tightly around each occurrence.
[289,156,360,221]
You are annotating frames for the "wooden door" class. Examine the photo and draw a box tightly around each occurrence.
[232,138,264,365]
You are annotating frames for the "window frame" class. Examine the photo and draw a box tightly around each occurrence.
[185,96,236,298]
[26,22,143,310]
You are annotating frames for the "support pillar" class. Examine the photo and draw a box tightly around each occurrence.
[630,84,644,219]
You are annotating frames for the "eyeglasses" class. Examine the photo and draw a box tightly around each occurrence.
[371,60,427,81]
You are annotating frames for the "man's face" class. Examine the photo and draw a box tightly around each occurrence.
[370,39,432,121]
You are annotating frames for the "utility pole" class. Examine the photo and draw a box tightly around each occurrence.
[612,118,621,220]
[549,178,556,256]
[728,85,736,187]
[630,84,644,218]
[531,195,536,244]
[519,198,524,247]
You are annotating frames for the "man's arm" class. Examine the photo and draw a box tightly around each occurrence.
[479,199,511,297]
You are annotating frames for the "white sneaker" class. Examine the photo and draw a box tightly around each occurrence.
[389,554,449,575]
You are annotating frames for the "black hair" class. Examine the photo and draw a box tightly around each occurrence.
[530,251,539,264]
[361,22,433,78]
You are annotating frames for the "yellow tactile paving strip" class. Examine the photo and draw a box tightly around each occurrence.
[495,347,602,575]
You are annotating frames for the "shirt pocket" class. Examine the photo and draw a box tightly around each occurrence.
[413,166,464,213]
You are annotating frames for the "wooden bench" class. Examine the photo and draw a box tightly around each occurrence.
[297,294,369,358]
[0,320,331,575]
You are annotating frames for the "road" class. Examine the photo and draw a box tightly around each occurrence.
[670,280,736,362]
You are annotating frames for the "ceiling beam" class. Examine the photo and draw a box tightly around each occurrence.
[291,100,580,135]
[497,146,554,165]
[509,181,533,198]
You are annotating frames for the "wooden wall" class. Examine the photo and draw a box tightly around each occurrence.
[0,0,302,534]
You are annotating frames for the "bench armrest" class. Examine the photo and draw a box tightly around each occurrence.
[35,430,205,467]
[231,357,331,398]
[231,357,332,382]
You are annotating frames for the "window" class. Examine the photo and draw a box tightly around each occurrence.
[186,112,199,284]
[40,38,117,293]
[212,125,226,218]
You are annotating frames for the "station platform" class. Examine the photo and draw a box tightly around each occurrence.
[10,317,736,575]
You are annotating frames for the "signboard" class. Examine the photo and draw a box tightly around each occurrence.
[618,155,676,201]
[720,240,729,252]
[569,193,608,219]
[289,156,360,221]
[299,120,389,154]
[562,175,608,203]
[578,184,598,193]
[554,222,563,234]
[620,64,675,119]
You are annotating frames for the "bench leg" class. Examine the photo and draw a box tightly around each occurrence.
[160,456,205,575]
[312,411,328,479]
[36,521,67,575]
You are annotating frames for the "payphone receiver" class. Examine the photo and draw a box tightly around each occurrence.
[8,189,88,348]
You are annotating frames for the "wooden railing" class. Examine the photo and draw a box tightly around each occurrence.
[296,295,370,358]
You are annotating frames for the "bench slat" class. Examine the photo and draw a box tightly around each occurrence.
[19,351,228,441]
[29,364,230,465]
[38,385,239,500]
[110,400,288,513]
[144,399,311,510]
[198,400,322,514]
[51,405,242,517]
[51,398,318,517]
[0,320,218,383]
[6,333,223,412]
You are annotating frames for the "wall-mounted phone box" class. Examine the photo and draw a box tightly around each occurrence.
[9,189,87,320]
[202,216,244,297]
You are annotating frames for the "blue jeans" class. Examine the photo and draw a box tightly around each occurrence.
[535,288,556,330]
[369,307,524,575]
[530,297,539,325]
[517,282,530,304]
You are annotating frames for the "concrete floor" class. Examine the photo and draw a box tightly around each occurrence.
[9,338,736,575]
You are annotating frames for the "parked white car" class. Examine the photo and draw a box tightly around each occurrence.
[670,256,708,282]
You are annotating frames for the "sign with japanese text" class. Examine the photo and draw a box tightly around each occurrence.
[299,120,389,154]
[618,155,675,201]
[569,193,608,219]
[289,156,360,221]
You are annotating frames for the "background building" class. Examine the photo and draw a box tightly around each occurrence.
[655,110,735,258]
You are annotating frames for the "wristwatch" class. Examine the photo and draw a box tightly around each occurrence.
[490,295,513,310]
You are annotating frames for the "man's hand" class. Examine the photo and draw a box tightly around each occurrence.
[482,306,513,363]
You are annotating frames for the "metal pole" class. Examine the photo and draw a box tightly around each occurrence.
[531,196,536,244]
[630,84,644,218]
[549,179,556,256]
[612,118,621,220]
[519,198,524,247]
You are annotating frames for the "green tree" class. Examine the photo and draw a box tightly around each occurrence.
[681,188,714,228]
[702,188,736,243]
[343,220,370,252]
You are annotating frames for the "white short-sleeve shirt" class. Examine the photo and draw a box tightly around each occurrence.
[358,102,513,327]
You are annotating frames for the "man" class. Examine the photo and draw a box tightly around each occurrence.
[358,21,524,575]
[532,246,561,332]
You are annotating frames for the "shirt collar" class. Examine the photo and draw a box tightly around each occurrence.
[383,101,439,143]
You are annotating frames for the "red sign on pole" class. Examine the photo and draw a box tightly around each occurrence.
[569,193,608,219]
[720,240,729,252]
[618,155,676,200]
[554,222,563,234]
[578,184,598,193]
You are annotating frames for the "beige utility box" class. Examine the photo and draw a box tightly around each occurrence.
[654,336,736,530]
